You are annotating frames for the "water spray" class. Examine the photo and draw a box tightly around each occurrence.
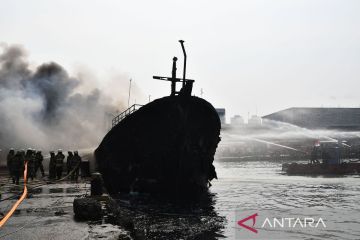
[224,133,308,154]
[249,137,308,154]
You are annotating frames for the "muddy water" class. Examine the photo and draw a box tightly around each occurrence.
[211,160,360,239]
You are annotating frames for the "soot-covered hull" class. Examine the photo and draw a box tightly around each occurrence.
[95,96,221,194]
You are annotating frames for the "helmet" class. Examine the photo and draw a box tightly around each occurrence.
[58,149,62,153]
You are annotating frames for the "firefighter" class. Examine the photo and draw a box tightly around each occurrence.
[7,149,15,183]
[25,148,36,181]
[71,151,82,181]
[35,150,45,177]
[49,151,56,179]
[55,149,65,179]
[12,151,24,185]
[66,151,73,175]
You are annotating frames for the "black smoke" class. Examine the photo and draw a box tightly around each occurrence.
[0,44,125,152]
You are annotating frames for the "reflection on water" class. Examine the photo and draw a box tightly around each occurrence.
[113,190,225,239]
[110,160,360,239]
[211,160,360,239]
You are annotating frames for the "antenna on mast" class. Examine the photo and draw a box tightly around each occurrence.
[153,40,194,96]
[179,40,187,88]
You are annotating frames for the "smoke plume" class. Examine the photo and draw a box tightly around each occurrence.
[0,44,128,153]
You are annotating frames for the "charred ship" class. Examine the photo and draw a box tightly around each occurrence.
[95,41,221,194]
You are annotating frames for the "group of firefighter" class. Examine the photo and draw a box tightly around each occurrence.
[6,148,82,185]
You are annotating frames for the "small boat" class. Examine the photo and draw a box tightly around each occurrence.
[282,140,360,175]
[282,161,360,175]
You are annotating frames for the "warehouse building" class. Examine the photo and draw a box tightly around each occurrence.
[263,108,360,130]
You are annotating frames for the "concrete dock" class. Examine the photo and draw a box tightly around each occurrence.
[0,174,127,240]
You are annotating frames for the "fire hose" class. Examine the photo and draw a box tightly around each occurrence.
[0,162,81,203]
[0,161,28,227]
[0,162,82,228]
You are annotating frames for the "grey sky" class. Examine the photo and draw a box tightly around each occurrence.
[1,0,360,121]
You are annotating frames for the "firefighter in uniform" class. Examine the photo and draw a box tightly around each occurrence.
[71,151,82,181]
[25,149,36,181]
[12,151,24,185]
[7,149,15,183]
[49,151,56,179]
[35,150,45,177]
[55,149,65,179]
[66,151,73,175]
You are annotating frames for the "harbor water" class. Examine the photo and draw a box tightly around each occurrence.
[211,159,360,239]
[1,159,359,239]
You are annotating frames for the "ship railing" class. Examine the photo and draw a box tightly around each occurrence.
[112,104,143,128]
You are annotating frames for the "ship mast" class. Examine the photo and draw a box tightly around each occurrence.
[153,40,194,96]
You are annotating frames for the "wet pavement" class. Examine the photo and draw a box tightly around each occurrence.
[0,173,224,239]
[0,175,127,240]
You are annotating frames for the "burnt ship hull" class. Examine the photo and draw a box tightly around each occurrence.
[95,96,221,194]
